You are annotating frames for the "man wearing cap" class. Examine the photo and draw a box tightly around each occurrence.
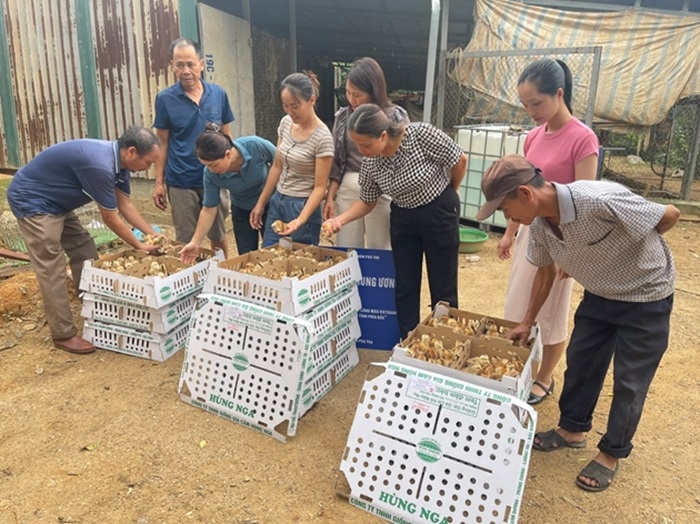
[477,154,679,492]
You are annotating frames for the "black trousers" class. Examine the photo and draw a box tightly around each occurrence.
[390,186,460,339]
[232,204,267,255]
[559,291,673,459]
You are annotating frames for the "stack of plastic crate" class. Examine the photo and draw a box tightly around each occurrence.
[79,246,218,362]
[177,239,363,442]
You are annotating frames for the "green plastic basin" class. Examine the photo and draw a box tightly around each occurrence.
[459,227,489,253]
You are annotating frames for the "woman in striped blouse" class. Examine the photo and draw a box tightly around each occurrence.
[250,71,334,246]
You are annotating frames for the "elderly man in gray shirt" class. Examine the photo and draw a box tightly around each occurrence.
[477,155,680,493]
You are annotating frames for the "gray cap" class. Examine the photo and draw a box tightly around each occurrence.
[476,155,539,220]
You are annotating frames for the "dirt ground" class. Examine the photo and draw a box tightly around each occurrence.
[1,216,700,524]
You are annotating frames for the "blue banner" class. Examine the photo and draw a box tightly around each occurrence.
[340,248,400,350]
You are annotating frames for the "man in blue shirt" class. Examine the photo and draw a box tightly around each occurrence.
[178,126,276,261]
[153,38,235,258]
[7,126,164,354]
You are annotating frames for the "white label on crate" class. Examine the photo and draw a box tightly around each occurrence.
[222,304,273,334]
[406,376,481,418]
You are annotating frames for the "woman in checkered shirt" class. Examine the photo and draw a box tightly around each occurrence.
[323,103,467,339]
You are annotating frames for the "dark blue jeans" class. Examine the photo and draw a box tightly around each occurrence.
[389,185,460,339]
[262,191,322,247]
[559,291,673,459]
[232,204,266,255]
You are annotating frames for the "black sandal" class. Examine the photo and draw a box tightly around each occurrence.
[527,379,554,405]
[576,460,620,492]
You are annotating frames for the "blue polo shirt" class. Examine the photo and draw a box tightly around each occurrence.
[202,136,276,211]
[153,79,234,189]
[7,139,130,218]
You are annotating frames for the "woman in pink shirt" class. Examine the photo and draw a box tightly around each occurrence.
[498,58,599,405]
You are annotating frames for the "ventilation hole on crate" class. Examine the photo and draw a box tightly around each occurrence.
[495,497,502,505]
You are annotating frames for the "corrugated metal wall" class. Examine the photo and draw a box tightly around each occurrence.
[0,0,183,169]
[91,0,180,141]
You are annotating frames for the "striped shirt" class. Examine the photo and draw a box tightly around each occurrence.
[276,115,334,198]
[358,122,463,209]
[527,181,675,302]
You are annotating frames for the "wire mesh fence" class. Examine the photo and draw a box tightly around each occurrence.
[443,47,601,131]
[437,47,601,227]
[0,203,116,254]
[251,26,290,144]
[598,97,700,202]
[439,45,700,203]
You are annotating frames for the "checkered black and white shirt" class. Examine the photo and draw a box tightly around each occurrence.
[527,181,675,302]
[358,122,463,209]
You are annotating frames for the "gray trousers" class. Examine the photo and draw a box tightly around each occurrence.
[16,212,98,339]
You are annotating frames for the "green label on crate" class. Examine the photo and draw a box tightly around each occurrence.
[302,387,313,406]
[232,353,249,372]
[415,438,442,463]
[166,309,177,325]
[297,288,310,306]
[159,286,172,301]
[164,338,175,353]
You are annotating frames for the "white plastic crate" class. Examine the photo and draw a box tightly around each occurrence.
[79,247,220,308]
[299,344,360,417]
[304,316,361,378]
[83,318,190,362]
[202,244,362,316]
[392,336,539,406]
[337,361,537,524]
[391,303,543,404]
[178,293,360,442]
[80,292,196,334]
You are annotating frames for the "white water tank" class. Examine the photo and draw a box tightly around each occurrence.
[455,124,530,228]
